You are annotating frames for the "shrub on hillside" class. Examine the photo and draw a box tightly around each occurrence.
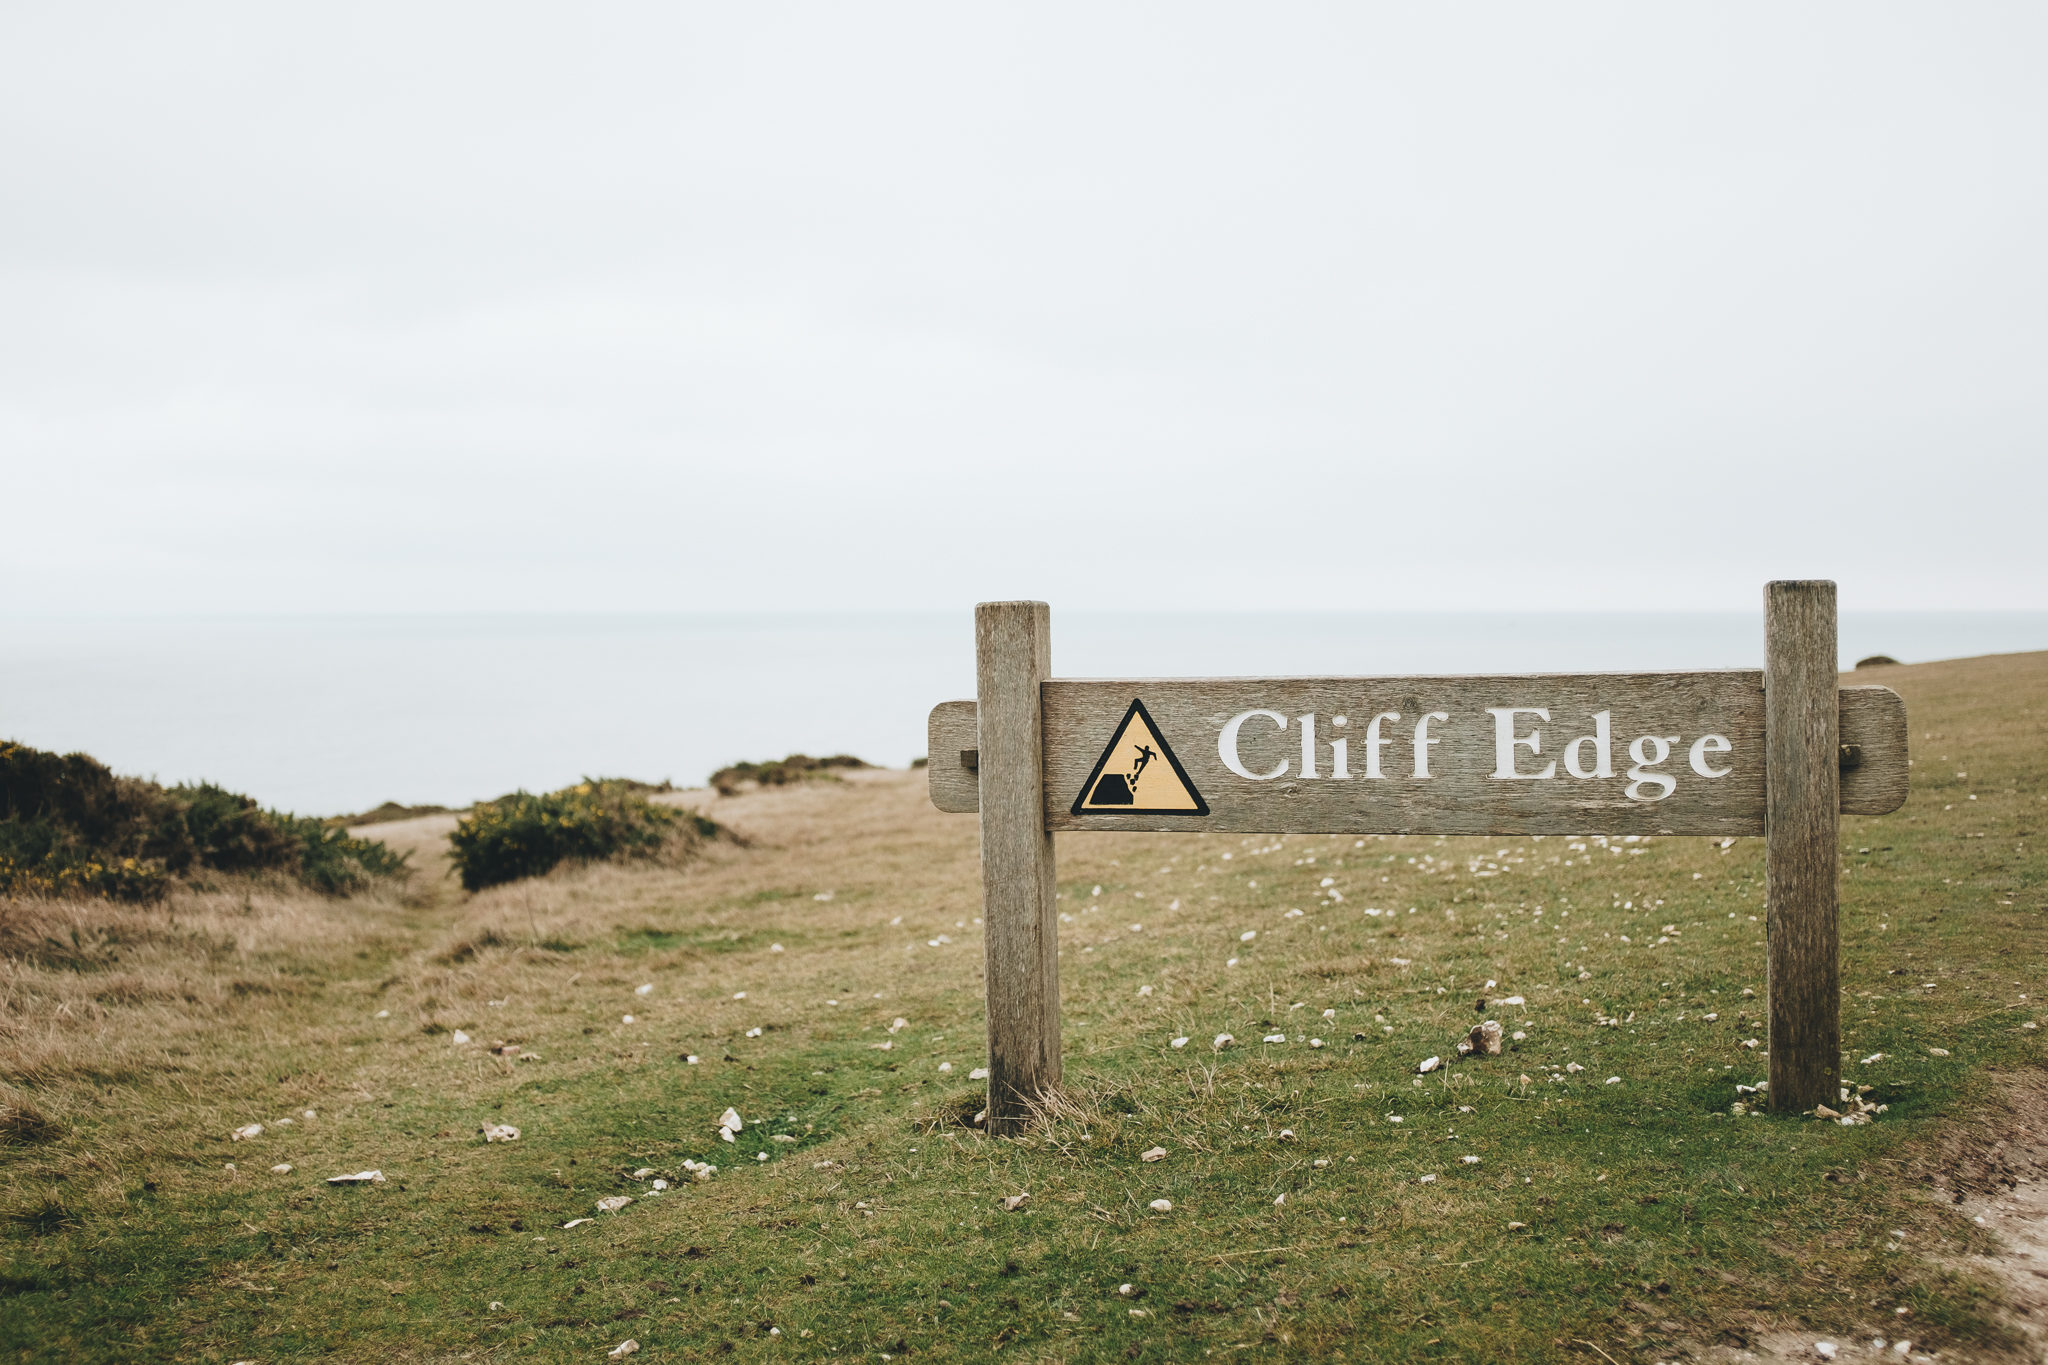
[709,753,868,796]
[323,801,459,829]
[447,779,726,892]
[0,740,406,902]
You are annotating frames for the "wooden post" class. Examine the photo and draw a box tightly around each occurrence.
[1764,580,1841,1113]
[975,601,1060,1134]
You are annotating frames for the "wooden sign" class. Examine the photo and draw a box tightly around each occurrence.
[928,585,1907,1127]
[931,676,1905,836]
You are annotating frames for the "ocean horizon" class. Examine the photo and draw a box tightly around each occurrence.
[3,609,2042,817]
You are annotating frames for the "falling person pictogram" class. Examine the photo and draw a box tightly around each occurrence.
[1071,700,1208,815]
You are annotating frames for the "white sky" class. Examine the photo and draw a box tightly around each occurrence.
[3,4,2044,614]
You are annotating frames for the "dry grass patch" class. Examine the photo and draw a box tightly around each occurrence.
[0,654,2042,1363]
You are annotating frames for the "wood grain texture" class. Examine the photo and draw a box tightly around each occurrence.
[1042,673,1769,836]
[1838,684,1909,815]
[930,683,1906,830]
[974,603,1060,1133]
[1765,581,1841,1113]
[925,701,979,813]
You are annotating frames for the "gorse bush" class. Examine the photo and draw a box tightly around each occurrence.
[448,779,727,892]
[709,752,868,796]
[0,740,406,901]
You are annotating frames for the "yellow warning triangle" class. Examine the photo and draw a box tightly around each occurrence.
[1070,699,1209,816]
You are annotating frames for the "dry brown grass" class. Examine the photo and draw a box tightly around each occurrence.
[1,655,2043,1362]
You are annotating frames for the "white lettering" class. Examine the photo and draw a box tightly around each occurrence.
[1625,735,1680,801]
[1412,712,1449,779]
[1298,714,1318,780]
[1363,712,1400,779]
[1487,707,1555,780]
[1688,733,1732,778]
[1219,709,1289,781]
[1564,710,1614,780]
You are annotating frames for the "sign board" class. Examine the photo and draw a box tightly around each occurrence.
[930,675,1906,836]
[929,585,1907,1127]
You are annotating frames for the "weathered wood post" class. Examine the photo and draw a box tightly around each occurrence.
[1764,579,1842,1113]
[975,601,1060,1133]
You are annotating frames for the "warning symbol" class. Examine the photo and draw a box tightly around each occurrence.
[1070,698,1209,816]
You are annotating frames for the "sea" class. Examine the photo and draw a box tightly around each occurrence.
[1,611,2042,817]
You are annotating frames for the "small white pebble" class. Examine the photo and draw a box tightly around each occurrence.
[635,983,653,996]
[1240,930,1257,942]
[1148,1199,1172,1212]
[938,1062,953,1073]
[1138,985,1153,996]
[622,1015,636,1024]
[1170,1037,1189,1049]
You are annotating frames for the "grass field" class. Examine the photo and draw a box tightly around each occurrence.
[1,652,2043,1364]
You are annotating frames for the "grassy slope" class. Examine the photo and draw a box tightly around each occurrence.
[0,652,2042,1364]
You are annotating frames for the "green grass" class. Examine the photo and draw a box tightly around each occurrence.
[0,653,2042,1362]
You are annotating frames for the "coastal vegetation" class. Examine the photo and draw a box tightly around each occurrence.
[447,780,728,892]
[710,752,870,796]
[0,653,2040,1361]
[0,741,404,901]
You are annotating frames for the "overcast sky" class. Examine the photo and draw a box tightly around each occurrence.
[3,4,2044,615]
